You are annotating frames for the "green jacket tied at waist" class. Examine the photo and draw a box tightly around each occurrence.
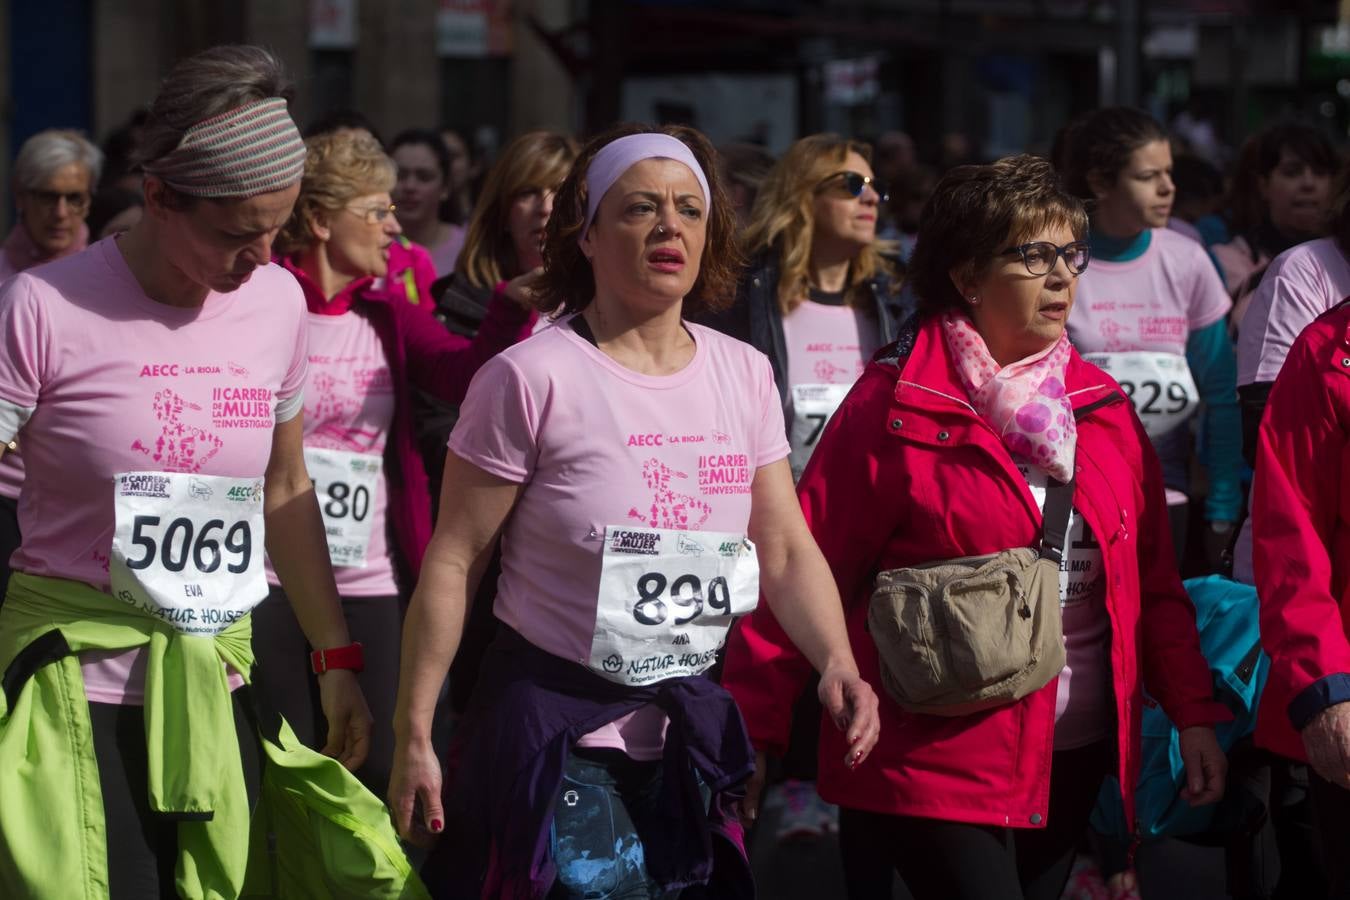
[0,572,428,900]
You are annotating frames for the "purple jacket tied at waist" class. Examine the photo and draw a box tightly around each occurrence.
[430,627,756,899]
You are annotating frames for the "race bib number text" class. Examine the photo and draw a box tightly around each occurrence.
[1082,351,1199,438]
[304,447,382,568]
[590,526,759,686]
[110,472,267,635]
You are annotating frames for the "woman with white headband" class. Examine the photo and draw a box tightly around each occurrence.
[0,46,419,898]
[388,123,880,897]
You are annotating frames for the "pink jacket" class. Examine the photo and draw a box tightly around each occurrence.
[721,316,1228,829]
[1253,300,1350,760]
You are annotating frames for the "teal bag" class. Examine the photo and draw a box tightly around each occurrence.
[1091,575,1268,839]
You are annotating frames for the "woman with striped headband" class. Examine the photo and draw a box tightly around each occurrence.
[389,123,881,897]
[0,46,419,898]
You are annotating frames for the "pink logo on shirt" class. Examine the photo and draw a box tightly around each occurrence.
[627,458,712,530]
[129,389,224,473]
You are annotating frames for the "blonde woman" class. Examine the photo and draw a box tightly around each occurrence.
[703,134,909,841]
[706,134,910,480]
[253,128,534,798]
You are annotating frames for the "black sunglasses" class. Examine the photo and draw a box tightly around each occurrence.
[1000,241,1091,276]
[817,171,889,203]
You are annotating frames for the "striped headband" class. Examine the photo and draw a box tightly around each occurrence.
[580,133,711,243]
[142,97,306,198]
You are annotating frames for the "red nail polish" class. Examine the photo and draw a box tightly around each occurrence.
[431,818,443,833]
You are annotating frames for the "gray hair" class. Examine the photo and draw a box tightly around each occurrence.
[13,129,103,192]
[137,45,295,173]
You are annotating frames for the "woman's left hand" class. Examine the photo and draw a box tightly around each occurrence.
[1178,725,1227,806]
[818,666,881,769]
[317,669,374,771]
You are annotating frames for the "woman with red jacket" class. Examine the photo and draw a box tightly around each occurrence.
[1252,298,1350,897]
[721,155,1229,900]
[251,129,534,797]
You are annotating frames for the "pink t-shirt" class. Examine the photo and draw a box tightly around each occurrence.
[1236,238,1350,386]
[1232,237,1350,584]
[427,226,467,279]
[263,310,399,597]
[448,318,789,759]
[781,299,881,389]
[0,238,308,703]
[1069,228,1232,357]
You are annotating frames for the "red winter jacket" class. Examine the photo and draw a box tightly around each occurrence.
[721,316,1229,830]
[1253,301,1350,761]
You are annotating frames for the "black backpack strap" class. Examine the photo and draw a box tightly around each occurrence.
[1040,477,1075,565]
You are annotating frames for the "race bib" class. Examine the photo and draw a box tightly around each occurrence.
[304,447,382,568]
[589,526,760,686]
[1082,351,1200,438]
[110,472,266,635]
[788,384,852,480]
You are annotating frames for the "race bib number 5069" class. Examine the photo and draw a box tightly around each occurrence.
[589,526,760,686]
[110,472,268,635]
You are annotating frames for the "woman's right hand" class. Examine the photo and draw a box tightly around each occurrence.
[501,266,545,309]
[739,750,769,830]
[389,735,445,846]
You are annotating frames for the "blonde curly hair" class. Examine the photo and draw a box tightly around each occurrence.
[740,134,896,316]
[276,130,396,255]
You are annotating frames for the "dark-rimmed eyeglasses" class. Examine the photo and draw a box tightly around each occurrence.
[344,202,397,225]
[1000,241,1090,276]
[816,171,889,204]
[27,189,90,215]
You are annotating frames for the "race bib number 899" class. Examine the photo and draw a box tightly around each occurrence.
[110,472,268,635]
[589,526,760,686]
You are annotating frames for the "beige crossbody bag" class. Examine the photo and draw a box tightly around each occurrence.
[867,475,1073,717]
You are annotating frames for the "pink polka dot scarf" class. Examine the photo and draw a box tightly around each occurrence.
[941,313,1076,482]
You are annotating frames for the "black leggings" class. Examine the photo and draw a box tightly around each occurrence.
[0,493,20,606]
[90,695,260,900]
[249,587,402,797]
[838,741,1110,900]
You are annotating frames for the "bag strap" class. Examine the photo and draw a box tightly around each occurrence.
[1039,477,1075,565]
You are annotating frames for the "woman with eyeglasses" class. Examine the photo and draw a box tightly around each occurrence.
[0,130,103,603]
[1060,108,1242,572]
[721,155,1228,900]
[253,128,536,797]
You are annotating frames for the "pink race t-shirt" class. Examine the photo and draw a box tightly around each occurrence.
[780,298,881,389]
[448,318,789,759]
[427,226,467,279]
[263,310,399,597]
[0,238,308,703]
[1068,228,1232,357]
[1236,237,1350,387]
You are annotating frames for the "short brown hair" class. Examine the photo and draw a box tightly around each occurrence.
[458,131,578,290]
[275,130,396,256]
[535,123,742,318]
[908,155,1088,319]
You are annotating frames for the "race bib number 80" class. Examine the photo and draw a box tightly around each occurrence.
[110,472,268,635]
[589,526,760,686]
[304,447,382,568]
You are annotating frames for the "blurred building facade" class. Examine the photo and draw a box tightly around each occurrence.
[3,0,1350,195]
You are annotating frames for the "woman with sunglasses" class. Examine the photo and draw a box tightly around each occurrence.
[721,155,1228,900]
[701,133,909,842]
[1060,108,1242,572]
[253,128,535,797]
